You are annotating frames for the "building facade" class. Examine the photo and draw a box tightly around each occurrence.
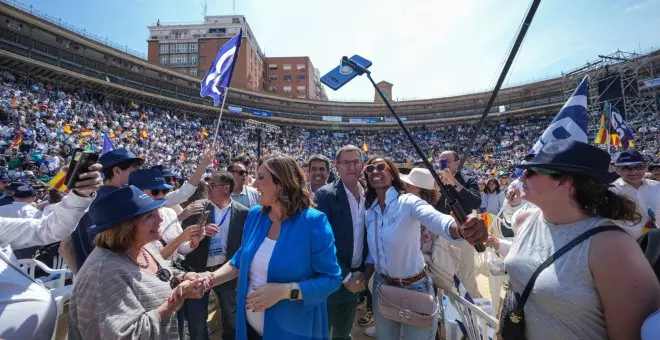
[147,15,265,92]
[264,56,327,100]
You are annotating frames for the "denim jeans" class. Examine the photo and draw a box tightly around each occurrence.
[372,275,438,340]
[184,283,237,340]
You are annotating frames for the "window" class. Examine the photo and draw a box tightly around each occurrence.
[170,55,187,65]
[296,75,306,80]
[232,17,241,24]
[190,55,198,66]
[189,68,198,76]
[296,64,305,70]
[269,75,278,81]
[159,55,168,65]
[159,44,169,54]
[173,32,183,39]
[283,86,292,93]
[283,64,292,70]
[170,43,187,54]
[209,28,226,34]
[297,86,306,93]
[268,64,278,69]
[188,43,198,53]
[268,86,276,92]
[283,75,292,82]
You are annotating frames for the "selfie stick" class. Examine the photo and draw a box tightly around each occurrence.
[340,56,486,253]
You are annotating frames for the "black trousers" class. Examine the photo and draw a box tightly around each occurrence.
[328,299,359,340]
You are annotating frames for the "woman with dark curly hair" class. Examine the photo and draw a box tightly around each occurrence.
[501,140,660,340]
[207,154,341,340]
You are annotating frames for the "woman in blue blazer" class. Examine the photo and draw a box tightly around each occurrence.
[208,154,341,340]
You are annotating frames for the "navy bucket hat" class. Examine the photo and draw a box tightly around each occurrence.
[89,185,164,233]
[128,169,174,191]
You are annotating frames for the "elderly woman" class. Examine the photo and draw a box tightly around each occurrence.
[501,140,660,339]
[68,186,210,339]
[361,156,488,340]
[208,154,341,340]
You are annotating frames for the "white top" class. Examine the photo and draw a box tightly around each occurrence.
[246,237,276,336]
[0,201,42,219]
[343,183,365,269]
[206,203,231,267]
[164,182,197,208]
[148,207,194,261]
[365,187,460,278]
[610,178,660,238]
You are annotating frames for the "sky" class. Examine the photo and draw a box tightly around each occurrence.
[15,0,660,102]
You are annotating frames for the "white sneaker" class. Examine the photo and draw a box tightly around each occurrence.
[364,326,376,338]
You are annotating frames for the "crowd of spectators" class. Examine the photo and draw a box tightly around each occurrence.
[1,72,658,185]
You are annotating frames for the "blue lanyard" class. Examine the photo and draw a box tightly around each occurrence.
[217,206,232,227]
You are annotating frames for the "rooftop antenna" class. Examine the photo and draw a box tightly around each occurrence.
[202,0,207,17]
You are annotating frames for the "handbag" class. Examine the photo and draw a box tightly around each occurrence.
[374,213,439,328]
[498,225,622,340]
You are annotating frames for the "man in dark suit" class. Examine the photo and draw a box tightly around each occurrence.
[315,145,368,340]
[182,171,248,340]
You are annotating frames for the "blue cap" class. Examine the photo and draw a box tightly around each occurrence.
[13,185,38,198]
[99,148,144,171]
[129,169,174,190]
[89,186,165,233]
[615,151,646,167]
[150,165,176,178]
[8,182,26,191]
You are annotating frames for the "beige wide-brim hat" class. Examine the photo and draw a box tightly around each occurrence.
[400,168,435,190]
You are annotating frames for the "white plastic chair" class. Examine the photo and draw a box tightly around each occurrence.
[446,290,498,340]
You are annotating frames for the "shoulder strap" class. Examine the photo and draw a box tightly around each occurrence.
[515,225,623,314]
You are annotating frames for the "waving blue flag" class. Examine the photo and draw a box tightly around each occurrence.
[529,75,590,155]
[102,133,114,155]
[200,29,243,106]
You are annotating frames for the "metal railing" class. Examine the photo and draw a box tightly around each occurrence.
[1,0,146,59]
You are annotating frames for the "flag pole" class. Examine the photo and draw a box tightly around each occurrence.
[606,102,611,155]
[210,86,230,150]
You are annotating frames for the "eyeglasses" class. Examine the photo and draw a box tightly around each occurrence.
[619,164,646,172]
[231,170,247,176]
[338,159,362,168]
[150,188,171,196]
[523,167,561,178]
[365,162,389,174]
[210,182,229,189]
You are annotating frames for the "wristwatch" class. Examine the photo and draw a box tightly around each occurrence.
[289,282,300,300]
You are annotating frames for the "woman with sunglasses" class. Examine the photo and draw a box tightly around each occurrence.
[69,186,210,339]
[502,140,660,339]
[129,168,210,261]
[360,157,488,340]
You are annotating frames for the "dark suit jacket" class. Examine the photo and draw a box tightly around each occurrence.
[434,173,482,214]
[182,199,248,287]
[315,180,368,304]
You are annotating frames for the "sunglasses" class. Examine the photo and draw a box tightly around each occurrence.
[523,167,561,178]
[619,164,645,172]
[231,170,248,176]
[154,261,174,286]
[150,188,171,196]
[365,162,389,174]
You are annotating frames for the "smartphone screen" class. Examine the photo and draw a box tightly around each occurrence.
[440,159,448,170]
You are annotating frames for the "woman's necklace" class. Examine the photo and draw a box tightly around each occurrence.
[123,249,150,269]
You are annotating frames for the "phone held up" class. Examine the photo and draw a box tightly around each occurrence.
[65,148,100,190]
[440,159,448,170]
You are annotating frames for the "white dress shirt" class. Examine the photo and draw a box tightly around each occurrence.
[0,201,42,219]
[365,187,461,279]
[610,178,660,238]
[343,183,365,269]
[164,182,198,208]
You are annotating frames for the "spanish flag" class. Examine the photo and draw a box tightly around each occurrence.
[48,170,68,193]
[201,127,209,137]
[362,143,369,153]
[480,213,494,233]
[63,125,73,135]
[595,102,622,147]
[141,130,148,138]
[109,131,116,139]
[80,129,92,137]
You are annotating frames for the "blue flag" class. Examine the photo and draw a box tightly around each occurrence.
[610,105,635,150]
[529,75,589,155]
[102,133,114,155]
[200,29,243,106]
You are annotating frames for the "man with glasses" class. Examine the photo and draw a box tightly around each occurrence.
[227,160,259,208]
[612,151,660,238]
[315,145,368,340]
[182,171,248,340]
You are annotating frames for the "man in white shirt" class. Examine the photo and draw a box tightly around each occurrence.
[611,151,660,238]
[0,184,41,219]
[315,145,367,340]
[0,163,102,340]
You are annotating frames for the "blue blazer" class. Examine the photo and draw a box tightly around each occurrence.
[230,205,342,340]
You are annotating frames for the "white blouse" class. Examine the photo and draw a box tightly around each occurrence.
[246,237,277,336]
